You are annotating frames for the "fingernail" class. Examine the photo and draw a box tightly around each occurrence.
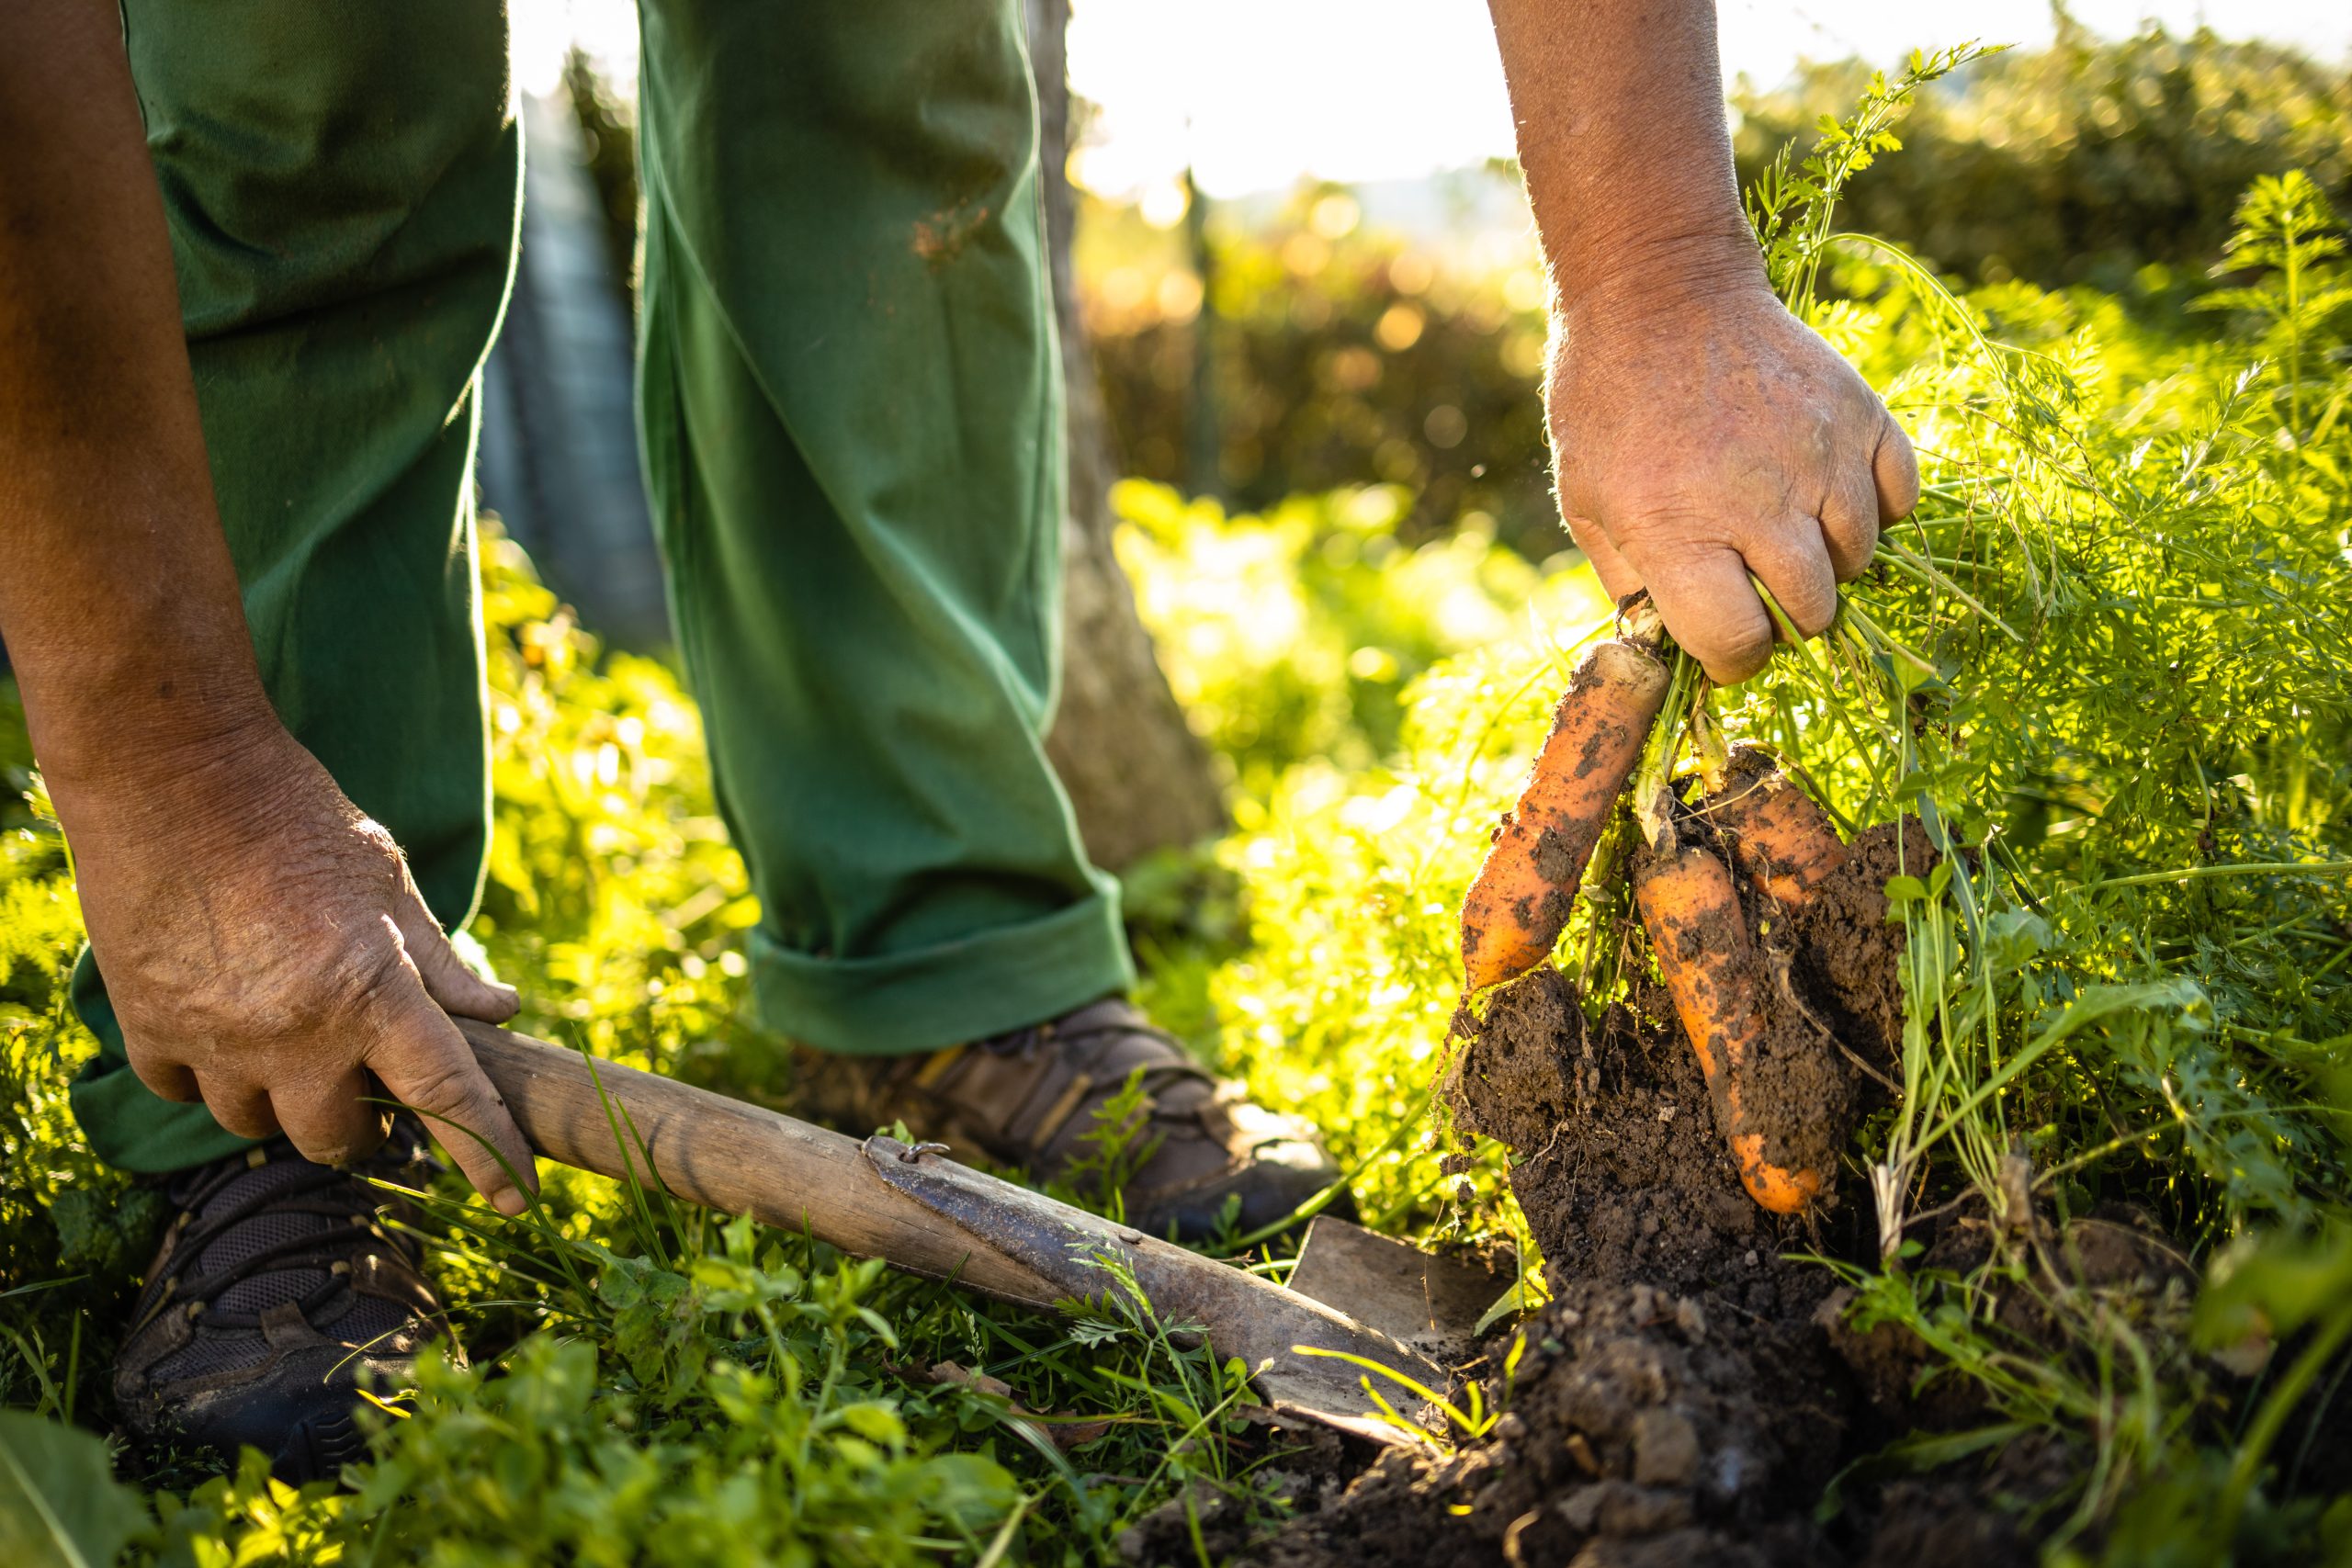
[492,1187,528,1217]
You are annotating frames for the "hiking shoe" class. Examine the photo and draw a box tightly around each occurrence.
[792,998,1351,1243]
[113,1119,456,1483]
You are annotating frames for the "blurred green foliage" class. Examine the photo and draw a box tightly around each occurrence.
[471,539,767,1095]
[560,46,642,300]
[1110,479,1608,804]
[1734,22,2352,292]
[1088,187,1561,558]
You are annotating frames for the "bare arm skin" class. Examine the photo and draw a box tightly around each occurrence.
[0,1,533,1210]
[1487,0,1919,682]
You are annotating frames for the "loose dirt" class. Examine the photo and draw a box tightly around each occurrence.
[1214,821,2039,1568]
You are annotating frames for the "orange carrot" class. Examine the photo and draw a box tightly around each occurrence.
[1460,638,1669,992]
[1703,746,1848,909]
[1634,840,1829,1214]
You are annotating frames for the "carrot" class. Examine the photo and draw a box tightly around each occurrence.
[1634,839,1830,1214]
[1460,637,1669,992]
[1702,745,1848,910]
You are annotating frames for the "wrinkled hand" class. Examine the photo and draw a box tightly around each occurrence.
[69,723,537,1213]
[1548,279,1919,683]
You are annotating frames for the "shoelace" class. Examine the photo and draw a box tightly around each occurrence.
[135,1137,426,1337]
[965,1010,1215,1156]
[979,1012,1204,1082]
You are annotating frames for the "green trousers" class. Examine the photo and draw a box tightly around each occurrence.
[70,0,1132,1175]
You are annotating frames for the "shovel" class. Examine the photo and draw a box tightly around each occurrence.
[457,1020,1499,1444]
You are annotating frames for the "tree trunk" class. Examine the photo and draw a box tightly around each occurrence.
[1028,0,1227,869]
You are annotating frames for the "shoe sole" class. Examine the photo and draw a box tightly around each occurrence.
[277,1404,367,1485]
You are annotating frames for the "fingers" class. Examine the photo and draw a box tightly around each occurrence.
[1818,460,1882,582]
[1742,521,1840,638]
[1872,412,1921,524]
[1640,546,1777,686]
[126,1047,200,1104]
[1562,511,1641,601]
[394,897,519,1025]
[366,987,537,1215]
[272,1066,391,1168]
[198,1077,281,1142]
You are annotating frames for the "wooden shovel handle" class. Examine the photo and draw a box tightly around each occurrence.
[457,1019,1060,1305]
[458,1020,1451,1442]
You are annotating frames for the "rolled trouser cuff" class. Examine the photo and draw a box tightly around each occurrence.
[752,885,1136,1058]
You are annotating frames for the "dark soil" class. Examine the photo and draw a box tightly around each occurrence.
[1219,821,2044,1568]
[1244,1277,1848,1568]
[1784,819,1939,1065]
[1453,967,1784,1301]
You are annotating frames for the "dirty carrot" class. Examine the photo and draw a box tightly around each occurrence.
[1634,839,1828,1214]
[1460,637,1669,991]
[1702,745,1848,909]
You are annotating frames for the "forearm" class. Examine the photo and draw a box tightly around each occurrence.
[0,2,276,801]
[1487,0,1767,316]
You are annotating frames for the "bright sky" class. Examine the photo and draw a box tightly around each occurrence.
[512,1,2352,198]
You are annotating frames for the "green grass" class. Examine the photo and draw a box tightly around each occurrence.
[4,56,2352,1564]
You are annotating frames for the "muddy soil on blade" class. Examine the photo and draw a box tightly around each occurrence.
[1234,823,2029,1568]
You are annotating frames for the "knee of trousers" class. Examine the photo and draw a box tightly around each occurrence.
[123,0,518,330]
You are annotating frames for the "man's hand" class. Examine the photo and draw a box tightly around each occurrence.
[69,726,537,1213]
[1549,278,1917,683]
[1486,0,1918,683]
